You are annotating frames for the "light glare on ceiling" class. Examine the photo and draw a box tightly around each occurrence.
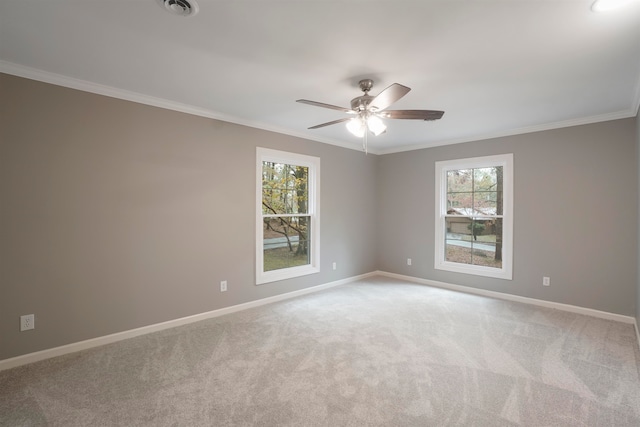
[591,0,636,12]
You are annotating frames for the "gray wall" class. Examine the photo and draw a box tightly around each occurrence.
[377,119,638,316]
[637,107,640,326]
[2,72,638,362]
[0,74,378,360]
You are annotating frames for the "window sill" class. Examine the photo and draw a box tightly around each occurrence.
[256,265,320,285]
[435,261,512,280]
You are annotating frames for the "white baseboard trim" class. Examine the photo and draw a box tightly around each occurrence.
[0,272,377,372]
[375,270,637,325]
[2,270,636,371]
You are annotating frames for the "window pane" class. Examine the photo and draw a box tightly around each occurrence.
[262,188,299,214]
[447,169,473,193]
[263,216,310,272]
[262,162,308,215]
[445,218,502,269]
[490,218,504,267]
[445,216,472,263]
[261,188,280,214]
[471,241,500,268]
[447,192,473,213]
[446,217,473,239]
[473,167,497,192]
[470,218,502,268]
[446,241,472,264]
[473,190,497,213]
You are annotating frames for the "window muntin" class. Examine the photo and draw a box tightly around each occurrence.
[435,154,513,280]
[256,148,319,284]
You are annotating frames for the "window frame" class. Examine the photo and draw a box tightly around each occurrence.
[434,153,513,280]
[256,147,320,285]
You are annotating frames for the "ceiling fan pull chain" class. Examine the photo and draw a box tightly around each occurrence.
[363,131,368,154]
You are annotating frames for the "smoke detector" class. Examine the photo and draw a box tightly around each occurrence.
[156,0,199,17]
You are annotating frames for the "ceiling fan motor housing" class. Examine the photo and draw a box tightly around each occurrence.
[358,79,374,92]
[351,95,374,112]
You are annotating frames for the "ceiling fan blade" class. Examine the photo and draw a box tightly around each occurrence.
[296,99,353,113]
[308,117,352,129]
[382,110,445,121]
[369,83,411,111]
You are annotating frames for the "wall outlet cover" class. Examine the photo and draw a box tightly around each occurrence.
[20,314,35,331]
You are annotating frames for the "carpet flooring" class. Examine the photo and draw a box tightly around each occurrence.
[1,277,640,426]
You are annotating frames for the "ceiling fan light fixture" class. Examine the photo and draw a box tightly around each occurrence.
[346,117,366,137]
[298,79,443,146]
[591,0,635,12]
[367,115,387,136]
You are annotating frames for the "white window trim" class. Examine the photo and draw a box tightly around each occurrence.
[256,148,320,285]
[434,153,513,280]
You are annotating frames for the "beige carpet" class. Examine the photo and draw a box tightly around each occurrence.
[2,277,640,426]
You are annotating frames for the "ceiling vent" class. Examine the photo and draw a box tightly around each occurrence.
[157,0,199,17]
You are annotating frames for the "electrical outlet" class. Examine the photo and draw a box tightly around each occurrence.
[20,314,35,331]
[543,277,550,287]
[332,262,337,270]
[407,258,412,266]
[220,280,227,292]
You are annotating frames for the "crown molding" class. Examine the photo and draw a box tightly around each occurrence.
[1,60,635,157]
[0,61,374,154]
[377,109,637,155]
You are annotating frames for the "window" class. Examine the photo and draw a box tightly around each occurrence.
[256,148,320,284]
[435,154,513,280]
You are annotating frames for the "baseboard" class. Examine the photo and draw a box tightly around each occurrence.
[0,271,377,372]
[375,270,637,325]
[2,270,635,372]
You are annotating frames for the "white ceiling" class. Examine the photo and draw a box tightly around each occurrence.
[1,0,639,154]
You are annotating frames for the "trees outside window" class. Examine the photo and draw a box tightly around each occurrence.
[435,154,513,280]
[256,148,319,284]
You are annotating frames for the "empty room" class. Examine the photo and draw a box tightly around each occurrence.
[1,0,639,425]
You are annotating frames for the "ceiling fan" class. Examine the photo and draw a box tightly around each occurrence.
[296,79,444,151]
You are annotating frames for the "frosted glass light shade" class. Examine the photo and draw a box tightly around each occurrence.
[367,115,387,136]
[346,118,365,137]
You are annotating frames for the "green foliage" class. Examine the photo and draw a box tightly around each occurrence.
[262,162,308,215]
[467,222,486,235]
